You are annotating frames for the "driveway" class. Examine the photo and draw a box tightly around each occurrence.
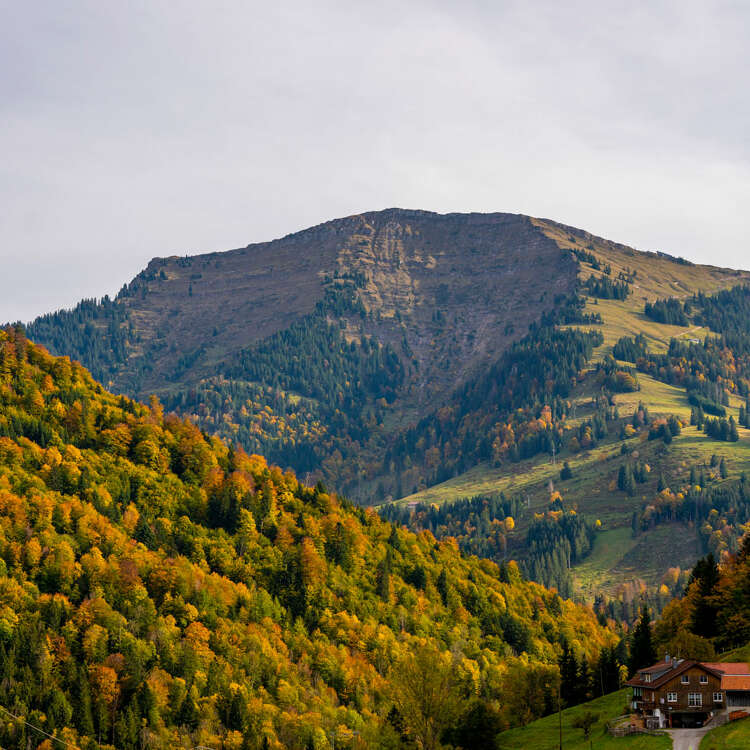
[666,727,712,750]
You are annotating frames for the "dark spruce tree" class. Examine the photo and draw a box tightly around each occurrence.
[629,606,657,675]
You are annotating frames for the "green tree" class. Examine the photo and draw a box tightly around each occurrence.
[690,554,720,639]
[629,606,657,674]
[390,646,465,750]
[571,711,599,740]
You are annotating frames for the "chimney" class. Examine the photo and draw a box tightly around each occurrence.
[665,653,671,666]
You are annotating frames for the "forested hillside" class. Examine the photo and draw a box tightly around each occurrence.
[16,209,750,609]
[0,327,618,749]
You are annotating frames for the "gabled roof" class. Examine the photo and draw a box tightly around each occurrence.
[639,660,672,673]
[702,663,750,691]
[626,660,750,690]
[702,662,750,675]
[625,659,724,689]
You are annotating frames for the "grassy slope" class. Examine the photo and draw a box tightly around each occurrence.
[701,716,750,749]
[496,689,671,750]
[396,221,750,596]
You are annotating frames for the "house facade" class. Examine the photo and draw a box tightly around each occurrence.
[626,658,750,728]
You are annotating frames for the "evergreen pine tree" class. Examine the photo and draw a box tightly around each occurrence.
[559,642,579,707]
[377,550,392,601]
[76,666,95,738]
[690,554,720,639]
[134,514,156,548]
[436,567,449,605]
[628,606,657,675]
[577,657,591,705]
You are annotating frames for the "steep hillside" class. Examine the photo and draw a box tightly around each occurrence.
[496,688,670,750]
[0,327,616,749]
[23,209,578,497]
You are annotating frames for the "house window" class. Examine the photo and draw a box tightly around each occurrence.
[688,693,702,707]
[681,675,690,684]
[700,675,708,685]
[714,693,724,702]
[633,687,642,697]
[644,673,652,683]
[667,692,677,703]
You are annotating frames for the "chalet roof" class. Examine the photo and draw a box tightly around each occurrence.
[625,659,724,689]
[702,663,750,691]
[702,662,750,675]
[639,660,672,673]
[721,675,750,691]
[626,660,750,690]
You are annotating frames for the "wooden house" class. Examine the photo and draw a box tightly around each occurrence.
[625,657,750,728]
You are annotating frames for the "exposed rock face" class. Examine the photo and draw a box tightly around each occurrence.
[101,209,576,399]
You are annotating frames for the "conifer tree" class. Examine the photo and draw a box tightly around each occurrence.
[377,550,392,601]
[690,554,720,639]
[629,606,657,675]
[559,642,579,707]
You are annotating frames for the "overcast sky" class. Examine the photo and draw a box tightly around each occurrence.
[2,0,748,322]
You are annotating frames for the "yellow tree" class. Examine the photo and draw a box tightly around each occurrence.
[389,645,465,750]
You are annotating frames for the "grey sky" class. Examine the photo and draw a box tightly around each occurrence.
[2,0,748,323]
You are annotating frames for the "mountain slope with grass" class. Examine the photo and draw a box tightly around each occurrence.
[391,219,750,615]
[0,326,620,749]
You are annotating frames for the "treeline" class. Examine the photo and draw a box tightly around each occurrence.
[163,280,404,491]
[701,415,740,442]
[524,508,596,597]
[224,284,403,410]
[692,285,750,336]
[644,297,689,326]
[613,333,649,363]
[546,293,603,325]
[582,274,630,300]
[379,492,523,562]
[22,296,136,383]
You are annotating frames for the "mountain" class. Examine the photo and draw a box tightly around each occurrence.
[22,210,579,496]
[18,209,750,612]
[0,326,616,749]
